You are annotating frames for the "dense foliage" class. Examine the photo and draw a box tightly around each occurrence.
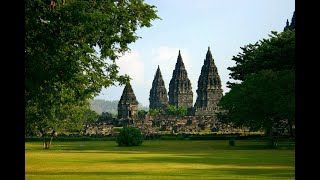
[25,0,159,148]
[98,112,115,122]
[116,126,143,146]
[149,108,162,116]
[227,30,295,88]
[138,110,148,119]
[165,105,188,116]
[218,70,295,134]
[148,105,187,117]
[218,14,295,142]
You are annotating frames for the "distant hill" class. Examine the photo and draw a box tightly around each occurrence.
[89,99,149,115]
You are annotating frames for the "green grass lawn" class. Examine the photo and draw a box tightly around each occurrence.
[25,140,295,180]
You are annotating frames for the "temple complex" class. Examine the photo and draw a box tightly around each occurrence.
[117,82,139,120]
[168,50,193,108]
[149,65,169,110]
[194,47,223,115]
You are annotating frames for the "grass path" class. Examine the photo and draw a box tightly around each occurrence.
[25,140,295,180]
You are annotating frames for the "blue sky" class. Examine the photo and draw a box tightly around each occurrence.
[94,0,295,107]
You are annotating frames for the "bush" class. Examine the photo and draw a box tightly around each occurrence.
[229,138,235,146]
[116,126,143,146]
[165,105,187,116]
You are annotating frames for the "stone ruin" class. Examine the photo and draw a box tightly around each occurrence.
[117,82,138,121]
[82,47,241,136]
[149,115,240,134]
[82,122,115,136]
[150,47,223,115]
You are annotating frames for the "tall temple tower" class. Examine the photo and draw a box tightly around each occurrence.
[149,65,169,110]
[194,47,223,115]
[117,82,139,120]
[168,50,193,108]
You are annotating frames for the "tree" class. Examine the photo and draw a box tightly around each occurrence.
[138,110,148,120]
[227,30,295,88]
[218,70,294,135]
[25,0,159,148]
[26,101,93,148]
[165,105,187,116]
[148,108,161,116]
[218,24,295,146]
[98,112,115,122]
[84,109,100,123]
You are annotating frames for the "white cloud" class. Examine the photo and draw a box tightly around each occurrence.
[117,51,145,86]
[150,46,193,87]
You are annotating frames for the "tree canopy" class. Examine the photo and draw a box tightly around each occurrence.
[218,14,295,140]
[218,70,295,133]
[227,30,295,88]
[25,0,159,145]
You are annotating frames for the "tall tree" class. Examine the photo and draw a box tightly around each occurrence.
[25,0,159,148]
[218,70,295,137]
[218,16,295,145]
[227,30,295,88]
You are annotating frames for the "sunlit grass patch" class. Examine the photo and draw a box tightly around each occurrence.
[26,140,294,180]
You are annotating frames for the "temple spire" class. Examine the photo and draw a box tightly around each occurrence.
[168,51,193,108]
[205,46,214,64]
[194,46,223,115]
[118,82,139,120]
[284,11,295,31]
[149,65,168,109]
[177,50,185,68]
[290,11,295,30]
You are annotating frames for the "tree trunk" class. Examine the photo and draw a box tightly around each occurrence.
[43,135,50,149]
[268,127,277,148]
[49,130,55,146]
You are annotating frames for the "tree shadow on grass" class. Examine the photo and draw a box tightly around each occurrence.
[26,171,143,176]
[50,143,293,154]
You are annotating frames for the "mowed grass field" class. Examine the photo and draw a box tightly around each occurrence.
[25,140,295,180]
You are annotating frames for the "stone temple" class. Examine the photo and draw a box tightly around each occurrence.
[149,47,223,116]
[149,65,169,110]
[194,47,223,115]
[117,82,138,120]
[168,50,193,108]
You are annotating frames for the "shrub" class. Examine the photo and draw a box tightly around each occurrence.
[149,108,162,116]
[229,138,235,146]
[116,126,143,146]
[165,105,187,116]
